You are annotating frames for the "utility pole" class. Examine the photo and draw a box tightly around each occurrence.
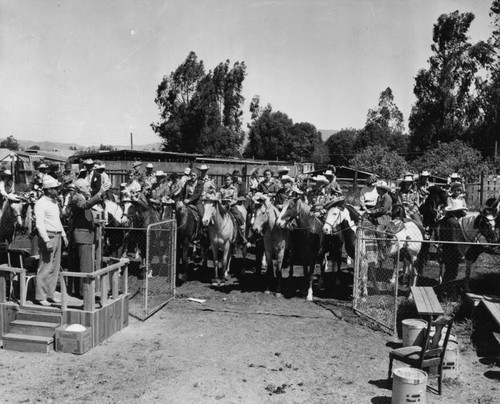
[130,132,133,150]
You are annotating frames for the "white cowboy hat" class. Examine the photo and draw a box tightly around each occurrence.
[281,174,294,183]
[42,176,61,189]
[95,162,106,169]
[146,163,154,169]
[420,170,430,177]
[450,172,461,179]
[83,159,94,165]
[3,169,12,176]
[444,199,468,212]
[323,169,334,177]
[277,166,290,173]
[312,175,329,185]
[199,164,209,171]
[375,180,392,192]
[155,170,166,177]
[402,174,414,182]
[184,167,191,175]
[38,163,48,169]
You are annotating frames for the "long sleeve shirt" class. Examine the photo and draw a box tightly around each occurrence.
[34,195,66,243]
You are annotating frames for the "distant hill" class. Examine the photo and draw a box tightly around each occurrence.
[17,139,162,153]
[319,129,339,141]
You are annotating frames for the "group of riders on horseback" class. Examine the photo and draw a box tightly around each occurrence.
[1,157,497,296]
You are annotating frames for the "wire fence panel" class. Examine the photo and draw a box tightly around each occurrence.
[353,226,400,335]
[103,220,177,321]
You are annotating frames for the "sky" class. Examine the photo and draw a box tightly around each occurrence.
[0,0,495,147]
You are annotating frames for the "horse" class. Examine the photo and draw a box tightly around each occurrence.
[419,186,448,234]
[322,203,359,289]
[103,199,131,257]
[251,196,288,296]
[0,197,31,246]
[276,196,323,302]
[201,196,240,286]
[437,209,498,288]
[175,201,201,282]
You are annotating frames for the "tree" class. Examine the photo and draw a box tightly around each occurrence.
[409,11,495,151]
[28,145,40,150]
[286,122,325,163]
[244,106,293,160]
[366,87,404,132]
[0,135,20,151]
[350,145,408,179]
[324,128,358,166]
[152,52,246,156]
[409,140,492,182]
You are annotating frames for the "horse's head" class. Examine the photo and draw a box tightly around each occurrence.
[276,197,297,228]
[202,199,217,226]
[9,199,25,229]
[478,209,498,243]
[252,201,269,235]
[323,206,342,235]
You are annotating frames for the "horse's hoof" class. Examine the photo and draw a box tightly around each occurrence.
[211,280,219,287]
[264,290,271,295]
[306,296,314,302]
[275,292,283,298]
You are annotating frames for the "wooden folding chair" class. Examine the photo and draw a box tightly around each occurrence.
[388,315,454,395]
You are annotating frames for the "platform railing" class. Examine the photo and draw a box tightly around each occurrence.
[59,257,129,312]
[0,264,27,306]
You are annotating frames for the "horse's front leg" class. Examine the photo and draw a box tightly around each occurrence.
[222,243,232,283]
[211,243,219,286]
[275,246,286,298]
[305,262,315,302]
[263,247,273,295]
[180,237,189,282]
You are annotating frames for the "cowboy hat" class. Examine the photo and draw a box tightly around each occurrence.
[277,166,290,174]
[42,176,61,189]
[402,174,414,182]
[198,164,209,171]
[83,159,94,166]
[38,163,48,169]
[324,195,346,210]
[155,170,166,177]
[184,167,191,175]
[146,163,154,169]
[450,172,461,180]
[95,162,106,169]
[281,174,294,183]
[375,180,391,192]
[420,170,430,177]
[323,169,334,177]
[444,199,468,212]
[232,170,242,177]
[312,175,329,185]
[3,169,12,176]
[132,161,142,168]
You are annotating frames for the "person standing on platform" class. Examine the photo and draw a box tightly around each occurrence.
[68,178,110,298]
[34,176,68,306]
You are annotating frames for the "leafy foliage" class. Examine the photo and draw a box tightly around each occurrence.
[409,140,492,182]
[0,135,20,151]
[152,52,246,156]
[366,87,404,133]
[350,145,408,179]
[324,128,358,166]
[409,11,495,152]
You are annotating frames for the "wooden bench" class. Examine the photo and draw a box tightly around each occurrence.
[410,286,444,318]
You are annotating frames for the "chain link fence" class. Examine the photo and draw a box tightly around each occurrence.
[103,220,177,320]
[353,226,401,335]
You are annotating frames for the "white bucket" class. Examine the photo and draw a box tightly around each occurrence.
[402,319,428,347]
[392,367,427,404]
[442,340,459,378]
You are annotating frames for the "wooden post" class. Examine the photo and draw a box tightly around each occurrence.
[83,245,96,311]
[60,273,68,311]
[19,268,26,307]
[0,273,6,303]
[112,269,119,300]
[354,169,358,193]
[480,171,484,207]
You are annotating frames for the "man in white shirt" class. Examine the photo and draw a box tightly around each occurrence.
[359,175,379,211]
[34,176,68,306]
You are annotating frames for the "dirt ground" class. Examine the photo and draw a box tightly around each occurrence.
[1,264,500,404]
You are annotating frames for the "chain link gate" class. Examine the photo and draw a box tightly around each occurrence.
[353,226,400,335]
[128,219,177,320]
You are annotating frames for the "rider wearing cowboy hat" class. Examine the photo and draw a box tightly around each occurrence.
[198,163,216,197]
[323,167,342,196]
[308,175,331,217]
[396,173,422,225]
[367,180,393,231]
[220,173,250,246]
[0,169,19,206]
[359,174,379,211]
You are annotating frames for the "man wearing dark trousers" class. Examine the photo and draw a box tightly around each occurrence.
[34,176,68,306]
[68,178,110,297]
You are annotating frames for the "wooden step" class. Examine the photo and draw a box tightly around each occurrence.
[2,333,54,353]
[9,319,59,338]
[16,308,62,324]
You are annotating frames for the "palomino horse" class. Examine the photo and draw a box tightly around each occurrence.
[437,210,498,288]
[175,201,201,282]
[276,196,323,302]
[251,196,288,297]
[202,197,247,286]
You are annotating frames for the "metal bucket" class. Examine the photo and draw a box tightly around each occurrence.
[392,367,427,404]
[402,319,427,347]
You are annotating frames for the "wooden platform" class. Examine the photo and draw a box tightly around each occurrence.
[465,293,500,307]
[410,286,444,317]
